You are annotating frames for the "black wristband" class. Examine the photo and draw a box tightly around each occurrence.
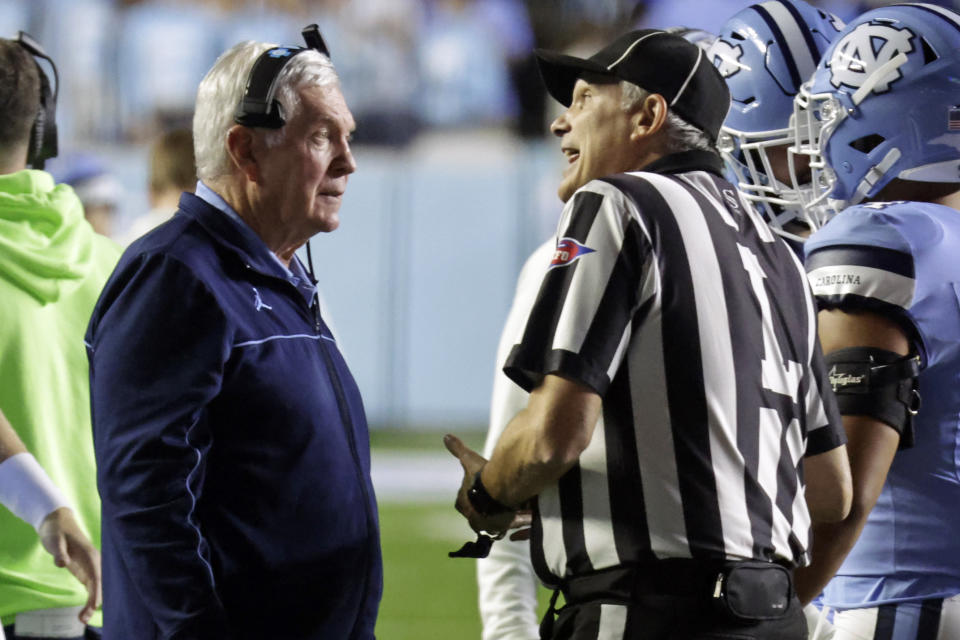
[467,470,511,517]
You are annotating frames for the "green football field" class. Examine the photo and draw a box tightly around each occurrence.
[376,501,553,639]
[376,501,483,638]
[372,431,551,638]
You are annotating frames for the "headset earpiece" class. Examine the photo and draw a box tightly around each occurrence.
[15,31,58,170]
[234,24,331,130]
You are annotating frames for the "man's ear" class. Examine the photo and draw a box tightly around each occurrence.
[631,93,669,141]
[225,125,260,183]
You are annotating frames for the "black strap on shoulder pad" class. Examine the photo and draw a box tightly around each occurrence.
[825,346,921,449]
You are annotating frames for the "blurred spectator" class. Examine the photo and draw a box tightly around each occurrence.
[325,0,425,145]
[0,2,32,38]
[116,0,221,140]
[216,0,307,50]
[476,0,540,138]
[418,0,514,128]
[34,0,120,144]
[51,154,124,238]
[120,128,196,245]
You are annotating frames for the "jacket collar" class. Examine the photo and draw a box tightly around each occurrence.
[640,149,725,177]
[176,192,291,281]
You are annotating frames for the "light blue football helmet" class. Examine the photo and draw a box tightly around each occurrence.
[708,0,844,235]
[666,26,718,52]
[793,3,960,220]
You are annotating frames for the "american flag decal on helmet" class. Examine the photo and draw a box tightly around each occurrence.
[949,106,960,131]
[550,237,596,269]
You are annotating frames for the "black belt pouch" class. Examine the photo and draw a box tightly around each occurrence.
[715,561,792,621]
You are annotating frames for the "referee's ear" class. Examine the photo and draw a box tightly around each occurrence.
[630,93,668,143]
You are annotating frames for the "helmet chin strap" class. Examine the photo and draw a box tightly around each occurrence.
[853,147,902,204]
[840,52,909,206]
[844,50,949,205]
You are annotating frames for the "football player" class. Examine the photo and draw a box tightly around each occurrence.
[709,0,844,252]
[790,4,960,638]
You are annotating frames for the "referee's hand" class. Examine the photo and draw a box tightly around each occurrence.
[444,434,516,536]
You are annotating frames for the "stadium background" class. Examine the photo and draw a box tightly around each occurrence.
[1,0,930,635]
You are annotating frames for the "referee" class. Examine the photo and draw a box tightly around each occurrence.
[446,29,852,640]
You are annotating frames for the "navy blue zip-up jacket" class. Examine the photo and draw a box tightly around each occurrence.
[86,193,382,639]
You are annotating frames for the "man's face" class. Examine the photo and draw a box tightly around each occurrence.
[551,78,639,202]
[257,84,356,235]
[766,143,811,187]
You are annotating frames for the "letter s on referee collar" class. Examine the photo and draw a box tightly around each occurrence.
[824,346,921,449]
[550,238,596,269]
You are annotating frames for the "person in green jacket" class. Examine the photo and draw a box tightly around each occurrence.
[0,33,119,640]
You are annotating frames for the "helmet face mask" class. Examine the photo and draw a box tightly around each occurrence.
[709,0,845,236]
[719,121,821,234]
[791,86,845,223]
[790,3,960,220]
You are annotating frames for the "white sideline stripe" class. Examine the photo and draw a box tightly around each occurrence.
[234,333,335,348]
[371,451,461,501]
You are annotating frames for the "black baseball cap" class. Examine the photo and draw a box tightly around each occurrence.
[535,29,731,142]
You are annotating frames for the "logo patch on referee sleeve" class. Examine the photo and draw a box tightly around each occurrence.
[550,238,595,269]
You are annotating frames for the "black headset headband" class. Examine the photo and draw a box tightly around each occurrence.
[16,31,58,169]
[234,24,330,129]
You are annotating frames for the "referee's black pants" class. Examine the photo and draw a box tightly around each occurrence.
[541,561,807,640]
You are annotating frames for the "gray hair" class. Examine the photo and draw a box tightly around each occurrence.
[619,80,715,154]
[193,41,341,181]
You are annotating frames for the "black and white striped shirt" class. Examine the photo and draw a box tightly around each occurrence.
[503,150,845,586]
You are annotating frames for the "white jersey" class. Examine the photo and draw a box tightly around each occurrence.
[477,239,554,640]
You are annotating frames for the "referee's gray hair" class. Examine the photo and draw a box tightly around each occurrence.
[619,80,715,154]
[193,40,341,182]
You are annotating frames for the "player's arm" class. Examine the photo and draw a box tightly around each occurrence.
[0,409,102,622]
[803,444,852,524]
[0,407,27,459]
[795,308,908,604]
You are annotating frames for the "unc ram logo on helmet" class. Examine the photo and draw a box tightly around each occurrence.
[710,40,744,79]
[827,21,914,92]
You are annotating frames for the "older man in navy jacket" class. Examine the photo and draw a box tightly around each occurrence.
[86,32,381,640]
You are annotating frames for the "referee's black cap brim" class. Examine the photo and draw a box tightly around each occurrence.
[533,50,610,108]
[534,29,731,142]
